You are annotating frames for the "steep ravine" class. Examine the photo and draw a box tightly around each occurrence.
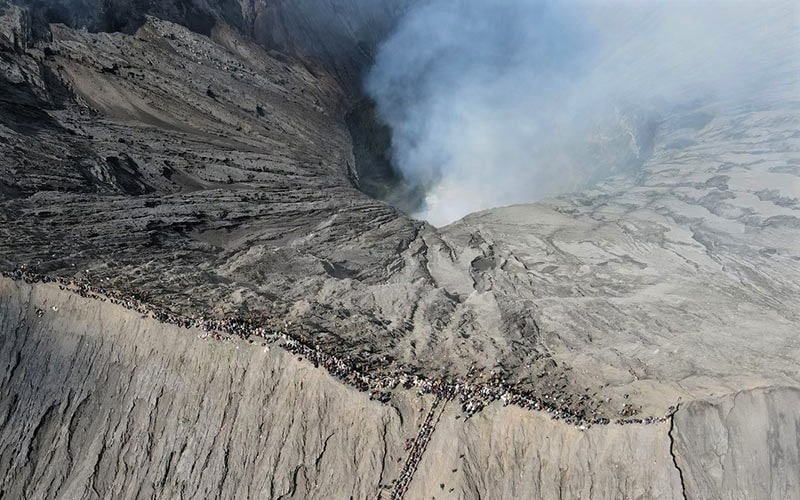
[2,277,797,499]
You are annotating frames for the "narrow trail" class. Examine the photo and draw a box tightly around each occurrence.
[386,395,449,500]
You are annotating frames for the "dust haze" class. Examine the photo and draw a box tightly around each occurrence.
[366,0,799,226]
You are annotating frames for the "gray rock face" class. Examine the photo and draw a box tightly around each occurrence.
[672,388,800,500]
[18,0,414,94]
[0,4,799,498]
[242,0,416,94]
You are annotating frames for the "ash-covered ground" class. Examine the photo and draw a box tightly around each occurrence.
[0,2,799,498]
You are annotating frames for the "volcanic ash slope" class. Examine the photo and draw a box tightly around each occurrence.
[0,4,799,499]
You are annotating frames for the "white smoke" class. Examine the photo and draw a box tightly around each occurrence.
[366,0,799,225]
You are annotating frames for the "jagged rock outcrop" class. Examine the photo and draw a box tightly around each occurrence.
[1,2,799,498]
[20,0,415,95]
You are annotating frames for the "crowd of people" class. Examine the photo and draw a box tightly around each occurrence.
[2,267,668,428]
[6,268,285,342]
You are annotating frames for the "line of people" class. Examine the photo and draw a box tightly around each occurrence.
[389,396,447,500]
[2,267,668,428]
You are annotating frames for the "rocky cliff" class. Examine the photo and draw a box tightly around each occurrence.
[0,2,799,498]
[20,0,414,95]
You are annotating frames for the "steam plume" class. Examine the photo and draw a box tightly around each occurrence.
[366,0,799,225]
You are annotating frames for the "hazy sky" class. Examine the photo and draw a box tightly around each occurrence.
[366,0,798,225]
